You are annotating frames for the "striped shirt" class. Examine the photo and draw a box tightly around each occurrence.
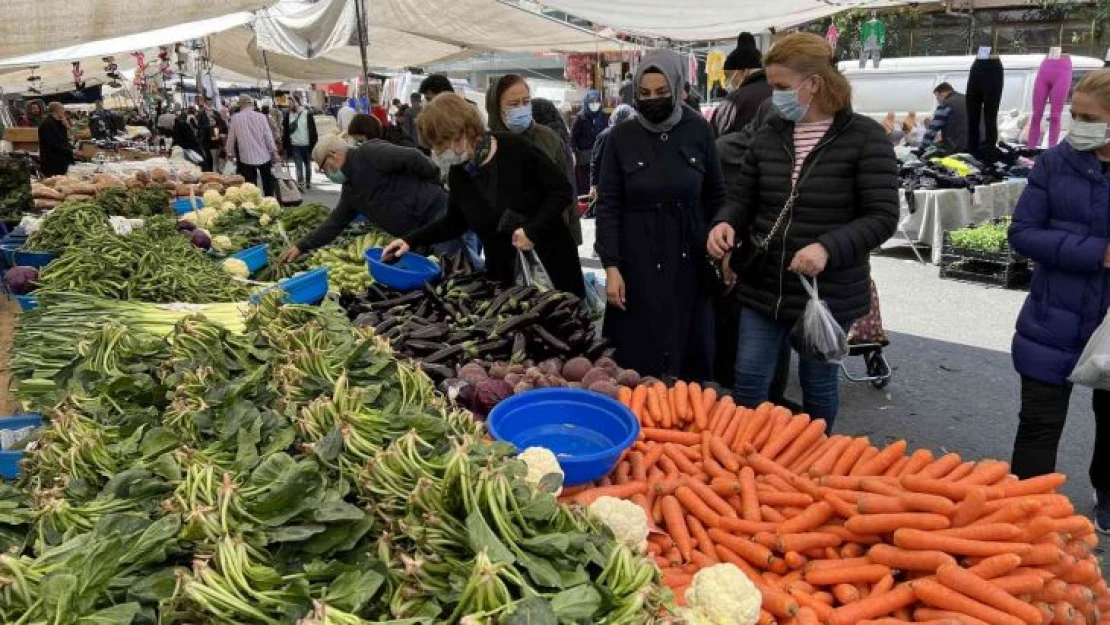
[226,108,278,166]
[792,120,832,183]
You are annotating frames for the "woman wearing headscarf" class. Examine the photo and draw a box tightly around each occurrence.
[588,104,636,199]
[571,90,609,193]
[595,49,727,379]
[486,76,582,244]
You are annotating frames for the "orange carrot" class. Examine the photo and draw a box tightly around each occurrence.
[642,443,666,473]
[744,447,797,483]
[866,544,956,572]
[965,554,1023,580]
[735,403,771,451]
[761,504,786,522]
[804,563,891,586]
[822,491,858,519]
[683,477,738,519]
[709,435,741,472]
[709,528,779,570]
[618,385,633,407]
[913,607,992,625]
[672,381,689,424]
[758,490,814,508]
[808,436,854,477]
[847,512,951,535]
[857,495,907,515]
[778,532,843,553]
[999,473,1066,498]
[912,578,1026,625]
[791,436,835,474]
[662,444,699,475]
[652,382,672,428]
[882,456,911,478]
[630,385,648,419]
[572,482,648,506]
[613,460,631,485]
[753,408,790,451]
[826,583,917,625]
[935,523,1023,542]
[719,516,778,534]
[687,382,708,431]
[763,414,811,461]
[945,461,976,482]
[936,564,1043,625]
[721,408,744,447]
[641,428,701,445]
[685,515,717,563]
[989,572,1046,596]
[921,452,964,479]
[873,574,895,595]
[901,474,1000,502]
[739,466,761,522]
[660,495,693,561]
[957,460,1011,487]
[674,485,721,527]
[893,529,1032,558]
[777,419,828,469]
[900,492,958,516]
[852,440,908,476]
[831,437,871,476]
[898,448,935,477]
[700,385,717,415]
[833,583,862,604]
[777,501,834,535]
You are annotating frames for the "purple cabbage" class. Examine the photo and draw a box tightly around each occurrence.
[176,220,197,232]
[189,230,211,250]
[473,378,514,417]
[5,266,38,295]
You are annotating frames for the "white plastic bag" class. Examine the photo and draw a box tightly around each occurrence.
[1069,315,1110,390]
[790,276,849,364]
[515,249,555,291]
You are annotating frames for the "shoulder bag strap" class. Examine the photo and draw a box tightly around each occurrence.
[764,142,830,243]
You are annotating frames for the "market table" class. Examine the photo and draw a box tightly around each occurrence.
[899,179,1027,263]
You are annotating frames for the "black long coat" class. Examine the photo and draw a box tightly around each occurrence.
[407,132,584,296]
[37,117,73,177]
[715,109,899,325]
[595,107,726,379]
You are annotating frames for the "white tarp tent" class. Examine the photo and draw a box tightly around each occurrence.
[539,0,906,41]
[0,0,274,59]
[253,0,358,59]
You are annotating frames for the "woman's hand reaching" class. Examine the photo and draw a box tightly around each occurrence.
[789,243,829,277]
[381,239,410,261]
[707,222,735,259]
[512,228,534,251]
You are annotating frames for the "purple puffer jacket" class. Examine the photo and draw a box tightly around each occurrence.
[1010,141,1110,386]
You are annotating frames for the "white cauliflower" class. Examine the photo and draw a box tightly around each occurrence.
[202,189,223,206]
[681,564,762,625]
[240,201,258,215]
[211,235,236,254]
[259,213,272,227]
[238,182,263,204]
[223,186,242,203]
[180,210,200,225]
[588,496,649,552]
[517,446,564,496]
[195,207,220,228]
[221,201,237,212]
[259,197,280,212]
[221,257,250,279]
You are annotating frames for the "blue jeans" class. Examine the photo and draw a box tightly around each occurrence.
[461,230,484,270]
[290,144,311,187]
[733,307,841,426]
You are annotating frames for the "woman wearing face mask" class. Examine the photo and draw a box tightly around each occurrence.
[571,90,609,193]
[595,49,727,379]
[381,94,584,296]
[277,133,453,264]
[707,33,898,426]
[1007,69,1110,533]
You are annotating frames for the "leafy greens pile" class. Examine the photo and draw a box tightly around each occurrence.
[1,293,665,624]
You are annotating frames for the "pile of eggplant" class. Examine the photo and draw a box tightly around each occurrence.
[340,253,608,380]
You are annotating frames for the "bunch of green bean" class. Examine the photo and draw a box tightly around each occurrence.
[25,201,112,253]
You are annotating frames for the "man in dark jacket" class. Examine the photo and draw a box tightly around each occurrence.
[283,98,319,190]
[278,135,451,263]
[713,32,772,137]
[38,102,74,177]
[919,82,969,154]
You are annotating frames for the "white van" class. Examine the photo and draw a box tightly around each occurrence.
[840,54,1104,125]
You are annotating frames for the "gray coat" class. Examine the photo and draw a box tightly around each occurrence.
[297,140,445,251]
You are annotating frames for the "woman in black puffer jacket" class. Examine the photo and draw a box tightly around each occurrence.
[708,32,898,427]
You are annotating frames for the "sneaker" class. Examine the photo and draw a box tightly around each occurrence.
[1095,490,1110,535]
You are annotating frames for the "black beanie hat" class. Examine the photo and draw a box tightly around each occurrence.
[724,31,762,71]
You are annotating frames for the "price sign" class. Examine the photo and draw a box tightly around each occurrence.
[1048,47,1062,59]
[977,46,992,60]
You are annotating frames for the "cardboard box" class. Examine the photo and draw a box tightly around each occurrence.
[4,127,38,143]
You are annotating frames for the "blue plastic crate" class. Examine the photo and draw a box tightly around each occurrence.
[13,249,55,268]
[0,414,43,480]
[280,267,329,304]
[15,295,37,311]
[172,197,204,216]
[0,243,17,270]
[230,244,269,274]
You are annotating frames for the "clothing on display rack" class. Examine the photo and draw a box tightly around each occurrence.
[859,16,886,68]
[966,57,1004,159]
[827,24,840,50]
[1027,55,1072,148]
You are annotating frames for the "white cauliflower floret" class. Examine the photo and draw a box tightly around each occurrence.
[259,213,272,227]
[221,257,250,279]
[223,186,242,203]
[221,201,237,212]
[240,201,258,214]
[196,207,219,228]
[682,564,762,625]
[211,235,236,254]
[202,189,223,206]
[238,182,263,204]
[588,496,649,552]
[517,446,563,496]
[259,197,280,213]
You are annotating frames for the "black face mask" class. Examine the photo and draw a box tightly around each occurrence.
[635,96,674,125]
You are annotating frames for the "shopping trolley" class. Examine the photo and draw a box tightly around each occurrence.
[840,279,892,389]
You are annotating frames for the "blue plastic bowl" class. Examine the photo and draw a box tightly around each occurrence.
[364,247,441,292]
[172,198,203,216]
[0,414,43,480]
[487,388,640,487]
[279,267,329,304]
[231,244,269,274]
[11,248,54,269]
[15,295,37,311]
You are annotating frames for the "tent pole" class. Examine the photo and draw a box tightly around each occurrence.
[352,0,373,107]
[261,48,276,103]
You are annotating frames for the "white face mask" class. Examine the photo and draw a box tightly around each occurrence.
[1066,120,1109,152]
[588,102,601,113]
[432,146,469,176]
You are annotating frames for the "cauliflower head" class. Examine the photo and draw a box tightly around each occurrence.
[259,213,273,227]
[682,564,762,625]
[238,182,263,204]
[221,257,250,279]
[517,446,563,496]
[197,207,220,228]
[223,186,242,203]
[587,496,649,552]
[240,201,258,214]
[202,190,223,206]
[221,201,237,212]
[211,235,236,254]
[180,210,200,226]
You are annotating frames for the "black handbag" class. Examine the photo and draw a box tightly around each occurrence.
[730,147,828,275]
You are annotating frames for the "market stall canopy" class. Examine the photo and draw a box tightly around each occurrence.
[0,0,275,59]
[253,0,359,59]
[538,0,908,40]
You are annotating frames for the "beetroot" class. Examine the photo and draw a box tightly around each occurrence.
[616,369,641,388]
[458,362,488,385]
[594,356,619,372]
[513,381,534,393]
[4,266,38,295]
[508,363,525,375]
[176,219,197,232]
[504,373,523,387]
[473,379,514,416]
[538,358,563,376]
[562,357,592,382]
[488,362,510,380]
[580,368,613,389]
[189,230,211,250]
[588,380,621,398]
[543,374,565,388]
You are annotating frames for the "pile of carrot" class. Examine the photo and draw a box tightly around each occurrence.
[559,380,1110,625]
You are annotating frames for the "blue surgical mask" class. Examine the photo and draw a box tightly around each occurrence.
[326,170,347,184]
[505,105,533,133]
[772,88,810,122]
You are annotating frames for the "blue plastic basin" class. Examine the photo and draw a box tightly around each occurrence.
[0,414,43,480]
[11,248,54,269]
[278,267,329,304]
[172,198,204,216]
[365,247,441,292]
[231,244,269,274]
[487,388,640,487]
[15,295,37,311]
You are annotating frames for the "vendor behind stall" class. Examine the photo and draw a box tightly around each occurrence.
[38,102,74,177]
[278,134,454,263]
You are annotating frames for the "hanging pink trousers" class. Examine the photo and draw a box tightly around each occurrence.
[1028,57,1072,148]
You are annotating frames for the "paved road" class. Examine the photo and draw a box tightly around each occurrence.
[302,184,1106,556]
